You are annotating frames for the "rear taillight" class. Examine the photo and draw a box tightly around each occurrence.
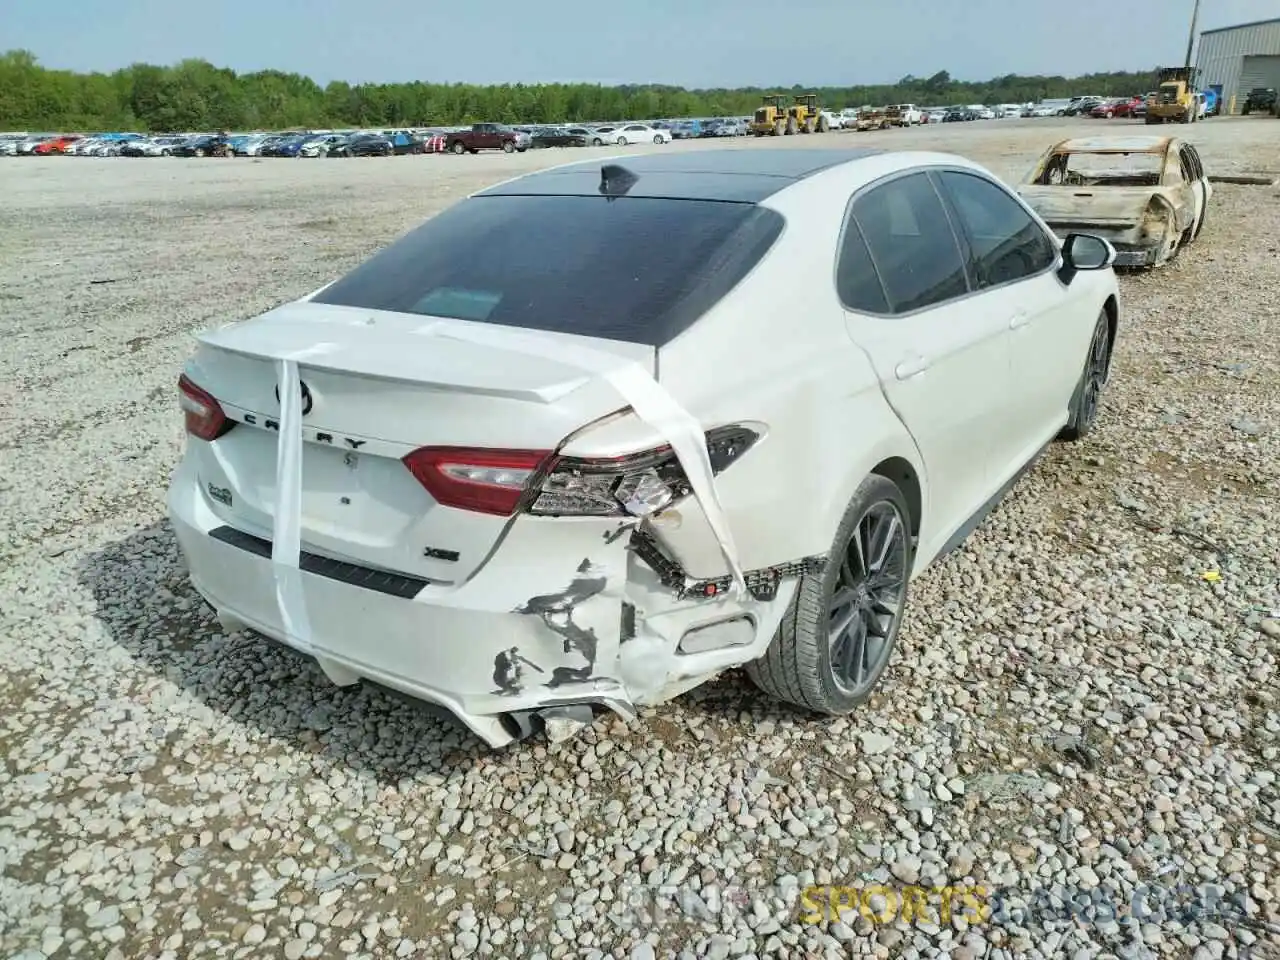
[402,425,759,518]
[402,447,553,517]
[178,374,232,441]
[533,424,759,517]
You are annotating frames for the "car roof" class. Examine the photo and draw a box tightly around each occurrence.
[1052,136,1173,154]
[474,148,886,203]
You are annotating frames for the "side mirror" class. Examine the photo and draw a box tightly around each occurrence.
[1058,233,1116,284]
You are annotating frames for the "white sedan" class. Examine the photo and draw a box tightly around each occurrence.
[168,149,1120,748]
[593,123,670,145]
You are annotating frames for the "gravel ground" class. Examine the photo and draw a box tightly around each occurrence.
[1,118,1278,960]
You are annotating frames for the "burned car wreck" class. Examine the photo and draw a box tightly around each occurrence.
[1016,136,1211,268]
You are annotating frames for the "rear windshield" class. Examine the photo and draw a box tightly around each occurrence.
[312,194,784,346]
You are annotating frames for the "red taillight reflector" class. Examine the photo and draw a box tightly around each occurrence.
[178,374,231,441]
[402,447,553,517]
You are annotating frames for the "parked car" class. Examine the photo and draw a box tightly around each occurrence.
[444,123,530,154]
[669,120,702,139]
[175,135,232,157]
[16,136,56,155]
[892,104,923,125]
[1104,97,1145,118]
[233,134,271,157]
[328,133,393,157]
[1017,135,1211,268]
[592,123,670,145]
[168,148,1121,749]
[121,136,187,157]
[299,134,350,157]
[267,134,312,158]
[702,118,746,137]
[1064,97,1105,116]
[529,127,588,148]
[33,135,82,154]
[1241,87,1277,115]
[385,131,426,155]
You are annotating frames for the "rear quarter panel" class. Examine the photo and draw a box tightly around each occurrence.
[654,170,928,576]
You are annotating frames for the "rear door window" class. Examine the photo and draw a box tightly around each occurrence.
[934,171,1058,288]
[835,220,890,314]
[312,195,784,346]
[851,172,969,314]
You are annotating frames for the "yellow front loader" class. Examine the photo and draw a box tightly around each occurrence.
[750,94,794,136]
[790,94,831,133]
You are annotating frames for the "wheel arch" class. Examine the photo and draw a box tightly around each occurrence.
[870,457,922,538]
[1102,293,1119,376]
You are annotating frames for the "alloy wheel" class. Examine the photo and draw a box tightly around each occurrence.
[828,501,908,697]
[1079,319,1110,427]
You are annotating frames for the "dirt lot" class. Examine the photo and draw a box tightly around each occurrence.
[1,118,1278,960]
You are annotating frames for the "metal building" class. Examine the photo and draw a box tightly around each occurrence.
[1196,17,1280,113]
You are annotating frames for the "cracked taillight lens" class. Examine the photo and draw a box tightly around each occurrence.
[402,447,552,517]
[403,426,760,518]
[528,424,760,518]
[178,374,232,441]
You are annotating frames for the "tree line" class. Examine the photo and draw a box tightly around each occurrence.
[0,52,1159,132]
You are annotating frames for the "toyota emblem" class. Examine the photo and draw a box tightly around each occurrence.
[275,380,314,416]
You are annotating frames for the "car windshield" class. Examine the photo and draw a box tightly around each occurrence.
[312,195,785,347]
[1033,151,1164,187]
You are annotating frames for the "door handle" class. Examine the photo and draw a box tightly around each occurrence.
[1009,311,1031,330]
[894,355,931,380]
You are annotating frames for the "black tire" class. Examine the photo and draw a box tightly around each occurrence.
[617,136,627,146]
[160,149,170,157]
[502,141,515,153]
[746,475,913,715]
[773,120,785,136]
[1058,309,1112,442]
[451,141,465,154]
[785,116,798,135]
[652,134,661,143]
[592,137,603,146]
[817,115,829,132]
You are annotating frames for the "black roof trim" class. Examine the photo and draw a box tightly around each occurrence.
[476,148,885,203]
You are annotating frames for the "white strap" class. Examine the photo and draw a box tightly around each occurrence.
[262,320,748,652]
[271,358,314,650]
[427,324,748,596]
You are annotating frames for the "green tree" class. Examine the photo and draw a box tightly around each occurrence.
[0,50,1158,131]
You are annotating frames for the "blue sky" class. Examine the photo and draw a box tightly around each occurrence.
[6,0,1279,87]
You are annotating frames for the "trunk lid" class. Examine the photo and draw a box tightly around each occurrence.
[1018,186,1155,228]
[187,301,654,584]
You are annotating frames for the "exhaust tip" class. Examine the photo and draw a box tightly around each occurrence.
[500,703,597,744]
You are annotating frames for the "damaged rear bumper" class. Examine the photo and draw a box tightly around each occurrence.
[168,458,800,747]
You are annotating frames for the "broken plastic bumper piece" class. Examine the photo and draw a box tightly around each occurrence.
[1112,245,1158,267]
